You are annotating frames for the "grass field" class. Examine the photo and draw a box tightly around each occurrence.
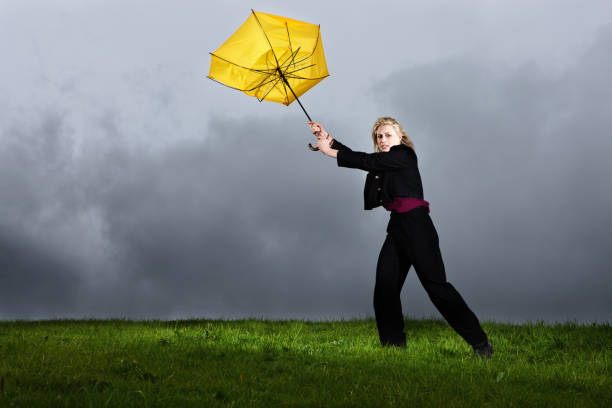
[0,317,609,407]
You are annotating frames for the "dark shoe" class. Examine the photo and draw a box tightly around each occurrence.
[473,340,493,358]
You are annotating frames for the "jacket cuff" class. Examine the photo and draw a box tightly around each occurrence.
[336,150,360,168]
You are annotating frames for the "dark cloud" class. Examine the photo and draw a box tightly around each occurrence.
[90,115,383,320]
[1,5,610,323]
[0,110,83,318]
[0,227,81,318]
[0,105,382,320]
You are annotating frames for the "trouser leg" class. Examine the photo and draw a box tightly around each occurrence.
[391,209,488,347]
[374,233,411,346]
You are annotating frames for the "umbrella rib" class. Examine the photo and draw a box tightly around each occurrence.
[210,53,277,74]
[215,51,304,95]
[285,74,330,81]
[290,26,321,66]
[258,76,283,102]
[283,63,316,75]
[208,72,278,93]
[282,63,331,80]
[207,76,250,92]
[269,46,301,105]
[251,9,281,69]
[245,74,282,92]
[209,73,289,102]
[279,47,300,68]
[279,46,302,73]
[277,48,303,105]
[285,22,296,71]
[280,74,290,105]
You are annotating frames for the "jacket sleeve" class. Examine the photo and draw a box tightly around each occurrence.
[336,148,417,171]
[331,139,352,151]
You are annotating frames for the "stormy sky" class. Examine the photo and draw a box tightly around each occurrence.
[1,0,611,323]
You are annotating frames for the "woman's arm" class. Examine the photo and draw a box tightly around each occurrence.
[330,139,352,152]
[309,121,416,171]
[336,149,417,172]
[316,144,417,171]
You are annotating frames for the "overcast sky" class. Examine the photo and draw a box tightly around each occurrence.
[1,0,611,323]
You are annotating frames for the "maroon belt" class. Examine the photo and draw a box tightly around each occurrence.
[383,197,430,214]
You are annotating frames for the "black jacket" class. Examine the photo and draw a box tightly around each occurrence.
[332,139,425,210]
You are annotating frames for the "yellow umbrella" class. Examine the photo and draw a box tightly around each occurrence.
[208,9,330,150]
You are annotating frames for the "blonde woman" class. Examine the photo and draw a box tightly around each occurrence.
[309,118,493,358]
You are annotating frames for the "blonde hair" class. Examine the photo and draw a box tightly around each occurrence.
[371,117,415,152]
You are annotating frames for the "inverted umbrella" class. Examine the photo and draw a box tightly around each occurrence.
[208,9,330,150]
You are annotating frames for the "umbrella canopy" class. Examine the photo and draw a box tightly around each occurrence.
[208,10,329,108]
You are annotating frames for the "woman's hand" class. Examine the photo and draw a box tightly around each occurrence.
[308,120,329,140]
[316,137,336,157]
[308,121,337,158]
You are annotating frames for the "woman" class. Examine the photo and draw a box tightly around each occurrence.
[309,117,493,358]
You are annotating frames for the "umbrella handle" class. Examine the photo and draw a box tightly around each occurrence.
[308,143,319,151]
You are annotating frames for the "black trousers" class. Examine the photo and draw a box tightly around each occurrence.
[374,206,488,347]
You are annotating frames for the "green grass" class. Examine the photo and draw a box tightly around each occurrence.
[0,317,609,407]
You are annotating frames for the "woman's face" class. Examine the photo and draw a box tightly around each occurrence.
[375,124,402,152]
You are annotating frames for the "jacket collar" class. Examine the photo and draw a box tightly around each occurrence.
[390,144,410,151]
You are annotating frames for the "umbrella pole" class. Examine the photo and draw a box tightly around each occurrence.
[279,72,319,151]
[288,88,312,121]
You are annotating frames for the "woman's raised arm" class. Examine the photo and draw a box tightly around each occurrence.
[336,148,417,172]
